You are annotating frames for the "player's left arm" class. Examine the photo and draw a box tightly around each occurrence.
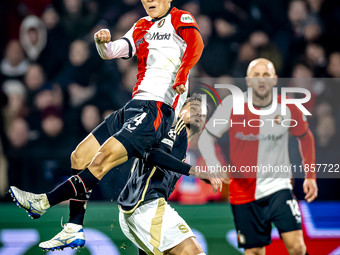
[289,105,318,202]
[172,12,204,95]
[146,149,223,192]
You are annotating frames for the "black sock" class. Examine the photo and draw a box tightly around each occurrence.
[68,169,92,225]
[47,168,99,207]
[69,198,88,225]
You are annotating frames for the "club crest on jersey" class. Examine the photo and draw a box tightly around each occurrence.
[274,115,284,124]
[144,32,171,40]
[158,19,165,28]
[181,14,194,23]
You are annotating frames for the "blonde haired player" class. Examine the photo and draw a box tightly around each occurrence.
[199,58,317,255]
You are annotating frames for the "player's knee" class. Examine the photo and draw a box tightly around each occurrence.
[91,151,106,168]
[245,247,265,255]
[288,242,306,255]
[71,150,84,169]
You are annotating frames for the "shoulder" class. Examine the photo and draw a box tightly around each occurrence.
[135,16,152,27]
[170,7,197,26]
[281,95,302,115]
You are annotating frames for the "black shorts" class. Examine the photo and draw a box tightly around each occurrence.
[231,189,302,249]
[92,99,174,159]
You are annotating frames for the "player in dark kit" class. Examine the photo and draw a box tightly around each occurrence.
[118,94,221,255]
[8,0,204,251]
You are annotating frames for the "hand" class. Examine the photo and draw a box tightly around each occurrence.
[174,84,187,95]
[208,176,223,193]
[189,167,223,193]
[303,179,318,202]
[94,29,111,43]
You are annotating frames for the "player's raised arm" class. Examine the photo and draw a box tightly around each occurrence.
[94,26,136,60]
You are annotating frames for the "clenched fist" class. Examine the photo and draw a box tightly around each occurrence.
[174,84,187,95]
[94,29,111,43]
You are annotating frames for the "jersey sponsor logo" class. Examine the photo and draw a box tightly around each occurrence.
[158,18,165,28]
[235,132,284,141]
[180,14,194,23]
[144,32,171,40]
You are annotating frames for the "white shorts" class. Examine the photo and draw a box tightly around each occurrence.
[119,198,195,255]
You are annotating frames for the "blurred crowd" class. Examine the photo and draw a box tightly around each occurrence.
[0,0,340,201]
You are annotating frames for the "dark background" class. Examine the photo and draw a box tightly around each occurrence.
[0,0,339,202]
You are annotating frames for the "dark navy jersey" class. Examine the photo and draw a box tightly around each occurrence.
[117,118,188,213]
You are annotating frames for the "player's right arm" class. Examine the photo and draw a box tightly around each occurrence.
[198,95,233,169]
[94,25,136,60]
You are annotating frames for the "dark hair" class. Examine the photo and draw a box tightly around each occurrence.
[182,93,209,114]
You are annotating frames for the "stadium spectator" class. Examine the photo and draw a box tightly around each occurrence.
[39,6,68,80]
[80,104,101,136]
[19,15,47,61]
[0,40,28,83]
[2,80,27,127]
[305,43,327,77]
[59,0,98,41]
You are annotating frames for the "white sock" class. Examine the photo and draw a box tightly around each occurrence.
[197,253,206,255]
[41,194,51,209]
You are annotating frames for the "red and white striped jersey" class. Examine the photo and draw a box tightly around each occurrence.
[204,93,315,204]
[95,7,202,113]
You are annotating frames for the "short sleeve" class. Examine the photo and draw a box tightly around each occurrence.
[205,95,233,138]
[288,104,309,137]
[171,10,199,37]
[120,23,137,59]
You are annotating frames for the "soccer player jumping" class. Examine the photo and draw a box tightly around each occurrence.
[199,58,317,255]
[9,0,204,250]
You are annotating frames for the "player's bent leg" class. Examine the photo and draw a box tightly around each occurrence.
[71,133,101,170]
[68,121,112,227]
[164,237,204,255]
[13,137,128,213]
[281,230,306,255]
[244,247,265,255]
[8,135,101,220]
[87,136,128,180]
